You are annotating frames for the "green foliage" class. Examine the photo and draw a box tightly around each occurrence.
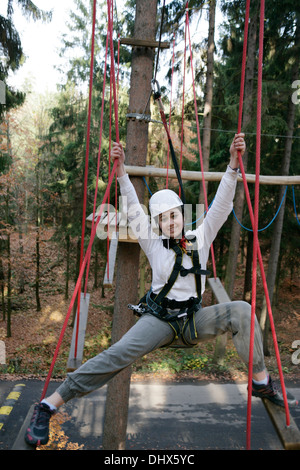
[134,345,243,375]
[0,1,52,120]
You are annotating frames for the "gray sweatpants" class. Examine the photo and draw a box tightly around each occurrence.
[56,300,265,403]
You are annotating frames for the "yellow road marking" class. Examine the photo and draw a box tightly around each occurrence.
[0,406,13,416]
[7,392,21,400]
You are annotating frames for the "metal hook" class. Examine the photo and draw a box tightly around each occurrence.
[151,79,161,101]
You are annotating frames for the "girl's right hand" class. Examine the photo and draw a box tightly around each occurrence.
[112,142,126,176]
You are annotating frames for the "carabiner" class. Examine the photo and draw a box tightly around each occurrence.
[151,79,161,101]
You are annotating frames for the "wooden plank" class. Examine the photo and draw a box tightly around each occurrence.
[0,340,5,365]
[208,277,300,450]
[262,399,300,450]
[86,210,139,243]
[208,277,231,303]
[208,277,230,361]
[86,210,107,229]
[12,404,36,450]
[67,293,90,372]
[120,37,170,49]
[103,233,119,287]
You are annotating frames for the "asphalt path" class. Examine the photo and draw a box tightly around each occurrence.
[0,378,299,452]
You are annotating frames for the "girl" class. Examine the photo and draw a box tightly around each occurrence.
[25,134,297,447]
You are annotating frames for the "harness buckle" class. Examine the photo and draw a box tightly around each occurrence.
[128,303,147,316]
[177,311,188,319]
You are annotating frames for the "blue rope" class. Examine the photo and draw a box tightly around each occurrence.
[292,185,300,226]
[232,185,288,232]
[143,177,153,196]
[143,177,297,231]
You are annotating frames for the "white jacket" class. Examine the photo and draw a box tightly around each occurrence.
[118,167,237,301]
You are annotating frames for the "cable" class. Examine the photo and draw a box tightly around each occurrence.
[232,186,288,232]
[292,186,300,226]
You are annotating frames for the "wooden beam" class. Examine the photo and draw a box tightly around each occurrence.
[125,165,300,185]
[262,399,300,450]
[208,277,300,450]
[67,293,90,372]
[12,404,36,450]
[208,277,231,303]
[86,212,139,243]
[208,277,230,363]
[120,38,170,49]
[103,233,119,287]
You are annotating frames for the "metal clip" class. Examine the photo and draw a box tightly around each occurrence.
[151,79,161,101]
[128,303,147,316]
[177,311,188,319]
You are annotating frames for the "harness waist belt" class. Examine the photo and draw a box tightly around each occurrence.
[150,292,198,310]
[146,290,201,321]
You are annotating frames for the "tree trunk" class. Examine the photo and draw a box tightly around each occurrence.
[65,233,70,300]
[102,0,158,450]
[259,17,299,353]
[35,165,41,312]
[0,255,5,321]
[199,0,216,204]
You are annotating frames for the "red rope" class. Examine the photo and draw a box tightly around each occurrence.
[179,11,188,199]
[40,162,118,401]
[74,0,97,359]
[166,32,176,189]
[84,33,109,296]
[234,0,290,449]
[246,0,264,449]
[106,76,113,279]
[107,0,119,142]
[41,0,119,400]
[186,6,217,279]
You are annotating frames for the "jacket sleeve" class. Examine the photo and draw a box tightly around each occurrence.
[196,166,238,254]
[117,173,159,254]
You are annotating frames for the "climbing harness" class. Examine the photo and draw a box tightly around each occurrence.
[128,236,210,346]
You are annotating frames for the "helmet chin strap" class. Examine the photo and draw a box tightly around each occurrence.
[162,231,186,250]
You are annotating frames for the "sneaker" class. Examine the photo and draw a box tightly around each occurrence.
[252,376,298,408]
[25,402,55,447]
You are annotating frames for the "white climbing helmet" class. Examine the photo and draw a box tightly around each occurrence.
[149,189,183,219]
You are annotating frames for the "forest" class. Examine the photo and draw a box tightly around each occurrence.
[0,0,299,378]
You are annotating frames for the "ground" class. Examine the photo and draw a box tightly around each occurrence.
[0,227,299,385]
